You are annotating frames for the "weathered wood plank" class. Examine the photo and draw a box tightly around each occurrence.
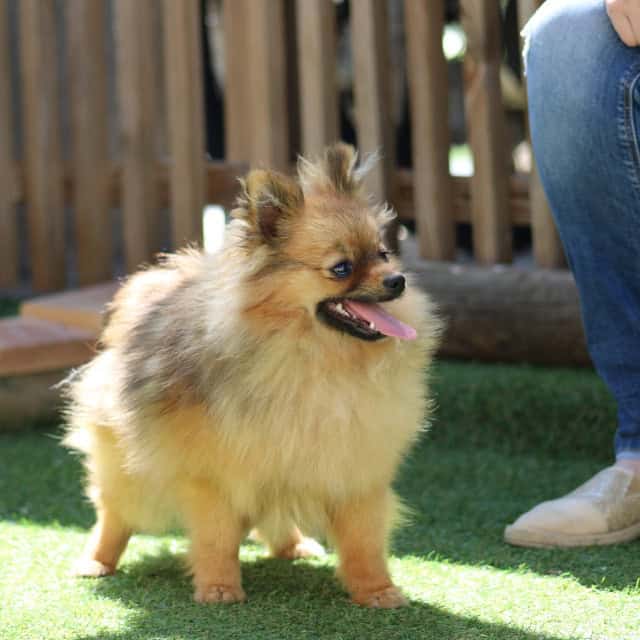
[19,0,66,291]
[114,0,160,272]
[460,0,511,264]
[21,281,119,334]
[0,0,17,287]
[67,0,113,285]
[163,0,205,248]
[350,0,397,250]
[0,316,96,377]
[518,0,565,268]
[404,0,455,260]
[295,0,338,156]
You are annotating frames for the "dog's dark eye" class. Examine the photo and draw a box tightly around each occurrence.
[331,261,353,279]
[379,250,390,262]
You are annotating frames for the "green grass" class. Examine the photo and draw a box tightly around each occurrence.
[0,297,20,317]
[1,361,639,640]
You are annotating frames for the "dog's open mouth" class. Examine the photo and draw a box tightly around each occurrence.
[317,299,417,341]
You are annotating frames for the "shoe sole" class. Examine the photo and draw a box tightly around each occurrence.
[504,520,640,548]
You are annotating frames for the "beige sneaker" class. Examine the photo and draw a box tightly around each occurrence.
[504,466,640,548]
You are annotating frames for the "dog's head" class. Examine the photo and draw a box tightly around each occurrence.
[231,143,416,342]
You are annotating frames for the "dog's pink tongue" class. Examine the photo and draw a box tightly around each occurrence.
[343,300,417,340]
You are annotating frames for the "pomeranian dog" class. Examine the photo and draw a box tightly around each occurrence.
[64,143,440,608]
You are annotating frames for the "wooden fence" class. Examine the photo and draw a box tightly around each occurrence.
[0,0,562,294]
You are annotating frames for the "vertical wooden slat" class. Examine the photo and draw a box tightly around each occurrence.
[350,0,397,251]
[19,0,66,291]
[223,0,253,163]
[67,0,112,285]
[246,0,289,170]
[163,0,205,248]
[296,0,338,156]
[0,0,17,287]
[404,0,455,261]
[115,0,159,272]
[460,0,511,264]
[518,0,565,268]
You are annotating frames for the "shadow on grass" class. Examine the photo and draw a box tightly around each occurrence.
[3,426,639,595]
[72,552,568,640]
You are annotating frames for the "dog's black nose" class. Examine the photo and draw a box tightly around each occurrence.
[383,273,405,295]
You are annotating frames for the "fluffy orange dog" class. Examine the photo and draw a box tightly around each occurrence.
[65,143,440,608]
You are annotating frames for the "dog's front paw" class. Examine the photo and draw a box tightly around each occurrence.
[71,558,116,578]
[275,536,326,560]
[351,585,408,609]
[194,584,246,604]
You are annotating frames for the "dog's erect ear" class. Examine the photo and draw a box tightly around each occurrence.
[298,142,376,196]
[234,170,304,244]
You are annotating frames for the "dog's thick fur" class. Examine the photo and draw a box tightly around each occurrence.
[65,143,440,608]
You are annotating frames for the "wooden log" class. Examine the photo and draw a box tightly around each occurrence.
[401,238,589,366]
[114,0,160,272]
[0,0,17,287]
[296,0,338,156]
[246,0,289,170]
[19,0,66,291]
[222,0,253,163]
[66,0,113,285]
[517,0,565,269]
[460,0,511,264]
[163,0,205,248]
[404,0,455,260]
[350,0,398,251]
[0,370,68,431]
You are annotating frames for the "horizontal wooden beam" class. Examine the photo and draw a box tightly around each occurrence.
[9,161,534,227]
[393,170,532,226]
[10,161,247,211]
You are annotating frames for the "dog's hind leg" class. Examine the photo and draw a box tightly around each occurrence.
[72,506,131,577]
[254,517,325,559]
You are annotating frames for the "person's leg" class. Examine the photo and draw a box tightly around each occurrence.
[505,0,640,547]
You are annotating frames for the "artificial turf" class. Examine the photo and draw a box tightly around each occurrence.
[1,358,638,640]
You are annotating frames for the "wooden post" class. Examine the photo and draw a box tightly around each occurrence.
[114,0,160,272]
[67,0,113,285]
[222,0,252,164]
[19,0,66,291]
[350,0,397,251]
[0,0,17,287]
[518,0,565,268]
[247,0,289,170]
[404,0,455,261]
[296,0,338,157]
[163,0,205,248]
[460,0,511,264]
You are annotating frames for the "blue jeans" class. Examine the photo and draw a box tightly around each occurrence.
[523,0,640,459]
